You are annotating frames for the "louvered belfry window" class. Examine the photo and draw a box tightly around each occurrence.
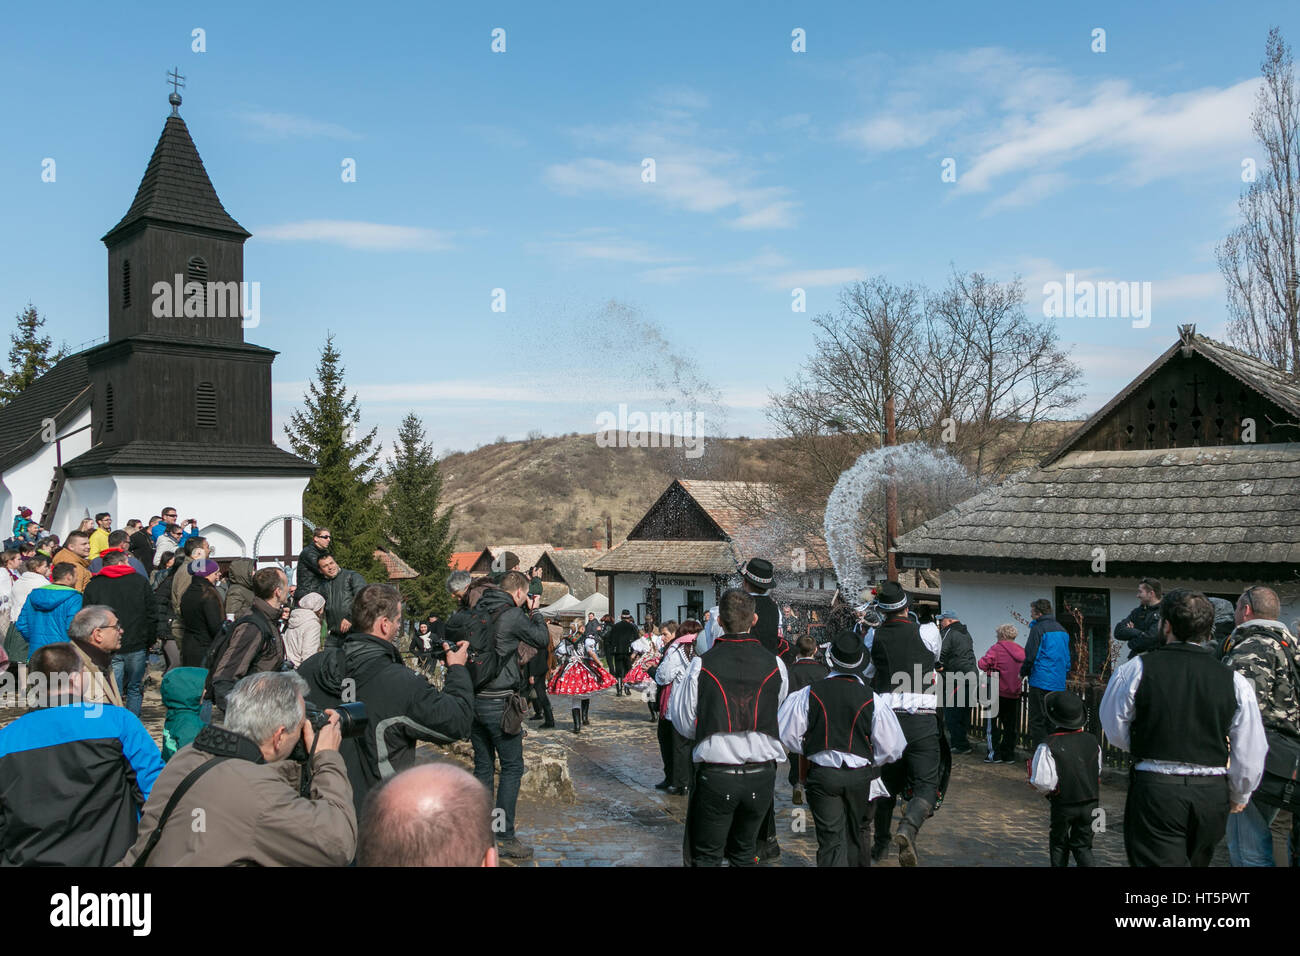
[196,382,217,428]
[122,259,131,308]
[105,383,115,432]
[186,255,207,312]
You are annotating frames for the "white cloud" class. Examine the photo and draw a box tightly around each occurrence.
[839,47,1259,209]
[770,266,868,289]
[544,98,799,230]
[235,110,360,140]
[526,228,681,265]
[256,220,451,251]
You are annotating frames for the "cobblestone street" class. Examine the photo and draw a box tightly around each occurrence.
[499,691,1279,868]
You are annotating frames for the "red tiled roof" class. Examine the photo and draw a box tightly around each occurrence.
[449,551,482,571]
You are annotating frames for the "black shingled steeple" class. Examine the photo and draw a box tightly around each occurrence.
[102,114,249,243]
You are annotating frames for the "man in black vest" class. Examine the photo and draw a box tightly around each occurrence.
[867,581,941,866]
[669,588,788,866]
[785,634,829,804]
[604,610,639,696]
[778,629,905,866]
[1100,588,1267,866]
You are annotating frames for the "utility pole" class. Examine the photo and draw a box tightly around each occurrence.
[884,394,899,583]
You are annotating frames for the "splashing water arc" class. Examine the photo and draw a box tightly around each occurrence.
[822,443,973,604]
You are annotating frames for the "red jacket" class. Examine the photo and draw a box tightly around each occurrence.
[979,640,1025,698]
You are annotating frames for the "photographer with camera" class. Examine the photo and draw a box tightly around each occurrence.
[118,670,357,866]
[299,583,475,817]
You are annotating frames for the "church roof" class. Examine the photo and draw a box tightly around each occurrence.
[0,351,92,472]
[102,114,250,244]
[62,440,314,477]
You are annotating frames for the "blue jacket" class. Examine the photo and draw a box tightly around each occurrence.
[14,585,83,657]
[0,702,163,866]
[1021,614,1071,691]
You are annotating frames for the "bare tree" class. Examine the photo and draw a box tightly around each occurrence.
[921,270,1083,483]
[1219,27,1300,378]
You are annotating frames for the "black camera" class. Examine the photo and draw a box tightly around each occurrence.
[305,700,368,739]
[292,701,368,764]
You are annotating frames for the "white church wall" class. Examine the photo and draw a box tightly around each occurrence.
[62,473,309,559]
[940,570,1300,663]
[0,407,93,537]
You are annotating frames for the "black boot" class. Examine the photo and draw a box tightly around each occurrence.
[581,699,590,725]
[647,701,657,722]
[571,708,582,734]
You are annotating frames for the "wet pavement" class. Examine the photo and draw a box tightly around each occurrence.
[3,666,1289,867]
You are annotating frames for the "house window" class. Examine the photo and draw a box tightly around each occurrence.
[186,255,208,311]
[1055,586,1111,674]
[122,260,131,308]
[105,383,115,432]
[195,382,217,428]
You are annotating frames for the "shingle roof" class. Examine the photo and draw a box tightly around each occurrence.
[894,444,1300,566]
[586,540,741,575]
[486,543,554,572]
[62,441,314,476]
[102,114,250,243]
[449,550,485,571]
[0,351,92,472]
[375,548,418,580]
[546,548,603,599]
[677,480,771,537]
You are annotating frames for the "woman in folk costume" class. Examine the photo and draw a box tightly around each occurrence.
[624,621,672,718]
[652,619,700,794]
[547,626,615,734]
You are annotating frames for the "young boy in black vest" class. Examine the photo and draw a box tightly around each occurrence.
[1029,690,1101,866]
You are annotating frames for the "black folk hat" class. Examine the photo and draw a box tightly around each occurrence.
[1044,690,1086,731]
[876,580,908,612]
[827,629,865,671]
[740,557,775,590]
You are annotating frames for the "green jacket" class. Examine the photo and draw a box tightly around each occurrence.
[161,667,207,761]
[1223,620,1299,735]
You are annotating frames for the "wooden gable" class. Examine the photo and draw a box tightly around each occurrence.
[1044,327,1300,466]
[628,480,728,541]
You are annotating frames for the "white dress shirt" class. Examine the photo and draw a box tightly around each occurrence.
[655,642,693,686]
[698,596,783,655]
[918,622,942,663]
[668,645,788,764]
[1099,651,1268,805]
[778,673,907,769]
[1029,739,1103,794]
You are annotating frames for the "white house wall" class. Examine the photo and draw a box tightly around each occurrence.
[940,570,1300,663]
[0,407,92,537]
[607,572,720,625]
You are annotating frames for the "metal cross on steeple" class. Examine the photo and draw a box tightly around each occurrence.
[167,67,185,114]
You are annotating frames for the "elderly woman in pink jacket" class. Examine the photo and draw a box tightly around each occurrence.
[978,624,1025,764]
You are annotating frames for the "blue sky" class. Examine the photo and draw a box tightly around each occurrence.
[2,1,1296,455]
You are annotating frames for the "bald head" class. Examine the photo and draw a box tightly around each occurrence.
[357,763,497,867]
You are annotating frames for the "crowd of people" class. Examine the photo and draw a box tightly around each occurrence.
[0,502,1296,869]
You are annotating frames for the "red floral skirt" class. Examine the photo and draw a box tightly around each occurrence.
[547,659,616,696]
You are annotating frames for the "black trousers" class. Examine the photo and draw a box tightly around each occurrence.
[1027,687,1052,750]
[608,654,630,679]
[993,695,1020,760]
[1124,770,1229,867]
[686,762,775,866]
[656,714,675,780]
[806,764,876,867]
[1050,801,1097,866]
[531,679,553,722]
[874,712,941,837]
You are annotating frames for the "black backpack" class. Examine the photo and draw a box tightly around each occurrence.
[203,611,281,694]
[461,601,515,692]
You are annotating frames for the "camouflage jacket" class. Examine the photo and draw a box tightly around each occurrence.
[1222,620,1300,735]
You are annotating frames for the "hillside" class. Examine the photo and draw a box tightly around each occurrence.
[435,422,1082,551]
[439,435,785,549]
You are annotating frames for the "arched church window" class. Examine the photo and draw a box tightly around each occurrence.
[187,255,208,311]
[196,382,217,428]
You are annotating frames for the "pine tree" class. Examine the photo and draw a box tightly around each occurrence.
[0,303,67,406]
[381,413,457,617]
[285,334,386,580]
